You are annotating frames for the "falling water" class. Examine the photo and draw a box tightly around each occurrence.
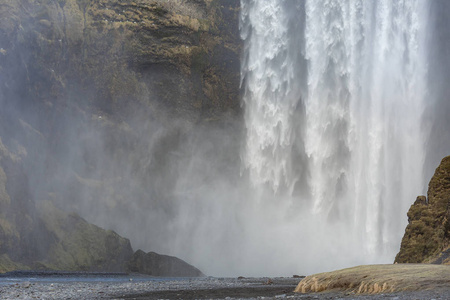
[241,0,428,264]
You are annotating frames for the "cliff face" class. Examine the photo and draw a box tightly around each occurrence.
[0,0,240,273]
[0,0,240,116]
[395,156,450,264]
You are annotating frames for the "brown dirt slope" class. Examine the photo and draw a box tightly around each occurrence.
[295,264,450,294]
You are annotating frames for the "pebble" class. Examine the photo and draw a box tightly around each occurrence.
[0,277,254,299]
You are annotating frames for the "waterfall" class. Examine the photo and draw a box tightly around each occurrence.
[240,1,306,194]
[241,0,428,262]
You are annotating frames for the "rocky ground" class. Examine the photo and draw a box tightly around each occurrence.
[0,275,448,300]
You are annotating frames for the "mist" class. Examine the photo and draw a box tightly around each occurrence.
[1,0,450,278]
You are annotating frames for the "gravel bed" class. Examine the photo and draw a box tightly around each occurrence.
[0,277,296,299]
[0,276,448,300]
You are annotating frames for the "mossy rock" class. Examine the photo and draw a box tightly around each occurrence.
[395,156,450,264]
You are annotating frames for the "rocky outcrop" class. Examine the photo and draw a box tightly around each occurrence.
[128,249,204,277]
[395,156,450,264]
[36,200,134,272]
